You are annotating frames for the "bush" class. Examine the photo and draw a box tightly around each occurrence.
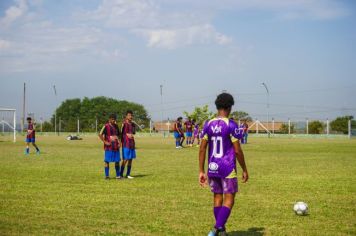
[309,120,325,134]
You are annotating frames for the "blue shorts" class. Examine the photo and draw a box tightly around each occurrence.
[26,138,36,143]
[122,147,136,160]
[104,150,121,163]
[174,132,182,139]
[186,132,192,137]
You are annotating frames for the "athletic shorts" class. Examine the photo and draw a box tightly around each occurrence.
[174,131,182,139]
[104,150,120,163]
[122,147,136,160]
[26,138,36,143]
[208,177,238,194]
[186,132,193,137]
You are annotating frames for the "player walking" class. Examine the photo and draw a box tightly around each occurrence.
[192,119,200,147]
[199,93,249,236]
[25,117,40,155]
[173,117,185,148]
[184,118,193,147]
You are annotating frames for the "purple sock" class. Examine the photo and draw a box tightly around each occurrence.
[215,206,231,229]
[214,206,222,221]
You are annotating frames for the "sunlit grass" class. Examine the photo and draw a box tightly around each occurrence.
[0,135,355,235]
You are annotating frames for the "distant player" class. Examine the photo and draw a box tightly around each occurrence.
[120,110,136,179]
[199,93,249,236]
[25,117,40,155]
[192,119,200,147]
[240,120,249,144]
[184,117,193,147]
[99,114,121,179]
[173,117,185,148]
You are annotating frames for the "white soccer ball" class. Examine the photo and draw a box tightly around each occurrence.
[293,202,308,215]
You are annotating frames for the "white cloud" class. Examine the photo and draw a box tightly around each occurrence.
[80,0,231,49]
[0,0,28,27]
[0,39,11,50]
[134,24,232,49]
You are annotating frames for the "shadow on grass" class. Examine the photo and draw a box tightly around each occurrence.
[229,227,265,236]
[132,174,150,178]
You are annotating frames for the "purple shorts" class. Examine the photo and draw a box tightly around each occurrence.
[208,177,238,194]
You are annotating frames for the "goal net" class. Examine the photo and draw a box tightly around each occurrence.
[0,108,16,142]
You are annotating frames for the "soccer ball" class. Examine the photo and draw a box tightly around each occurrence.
[293,202,308,215]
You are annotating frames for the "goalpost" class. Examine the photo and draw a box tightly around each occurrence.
[0,108,16,142]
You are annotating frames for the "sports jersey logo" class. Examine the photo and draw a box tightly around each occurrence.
[235,128,242,135]
[211,125,222,134]
[209,162,219,171]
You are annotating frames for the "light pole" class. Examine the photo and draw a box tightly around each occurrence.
[53,85,57,135]
[160,84,163,135]
[261,82,270,137]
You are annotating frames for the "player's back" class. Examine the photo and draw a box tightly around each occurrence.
[202,117,242,178]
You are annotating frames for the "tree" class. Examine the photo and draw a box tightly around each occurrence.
[184,105,214,125]
[230,111,252,122]
[42,121,53,132]
[51,96,150,132]
[330,116,355,134]
[309,120,325,134]
[279,123,295,134]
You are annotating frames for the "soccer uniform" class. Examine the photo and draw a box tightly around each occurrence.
[100,123,121,163]
[173,121,183,139]
[193,124,200,138]
[184,120,193,137]
[201,117,243,194]
[240,123,249,144]
[26,123,36,143]
[121,120,136,160]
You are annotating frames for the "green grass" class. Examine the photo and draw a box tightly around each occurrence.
[0,135,355,235]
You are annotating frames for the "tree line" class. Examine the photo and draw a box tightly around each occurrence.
[41,96,150,132]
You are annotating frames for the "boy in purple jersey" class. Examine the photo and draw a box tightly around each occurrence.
[192,119,200,147]
[120,110,136,179]
[25,117,40,155]
[199,93,249,236]
[184,118,193,147]
[99,114,121,179]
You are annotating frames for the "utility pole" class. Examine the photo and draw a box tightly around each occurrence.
[22,83,26,132]
[261,82,270,137]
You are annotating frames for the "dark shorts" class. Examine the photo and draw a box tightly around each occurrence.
[186,132,193,137]
[26,138,36,143]
[174,132,182,139]
[208,177,238,194]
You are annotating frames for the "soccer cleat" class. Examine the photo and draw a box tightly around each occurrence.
[36,150,40,155]
[126,175,134,179]
[208,227,227,236]
[105,176,110,180]
[116,176,121,179]
[176,146,180,149]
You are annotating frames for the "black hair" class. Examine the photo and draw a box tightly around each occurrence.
[215,93,235,110]
[177,116,183,121]
[109,113,117,120]
[126,110,133,115]
[26,117,32,121]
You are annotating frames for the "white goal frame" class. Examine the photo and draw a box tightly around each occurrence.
[0,108,16,142]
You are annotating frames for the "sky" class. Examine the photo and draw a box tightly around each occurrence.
[0,0,356,122]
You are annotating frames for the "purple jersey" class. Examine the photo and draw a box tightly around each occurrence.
[202,117,243,178]
[193,124,200,136]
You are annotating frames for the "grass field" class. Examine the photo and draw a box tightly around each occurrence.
[0,135,355,235]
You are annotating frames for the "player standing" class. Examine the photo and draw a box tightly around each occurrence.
[173,117,185,148]
[25,117,40,155]
[240,120,249,144]
[199,93,249,236]
[120,110,136,179]
[99,114,121,179]
[184,117,193,147]
[192,119,200,147]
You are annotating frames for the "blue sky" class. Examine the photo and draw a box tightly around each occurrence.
[0,0,355,122]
